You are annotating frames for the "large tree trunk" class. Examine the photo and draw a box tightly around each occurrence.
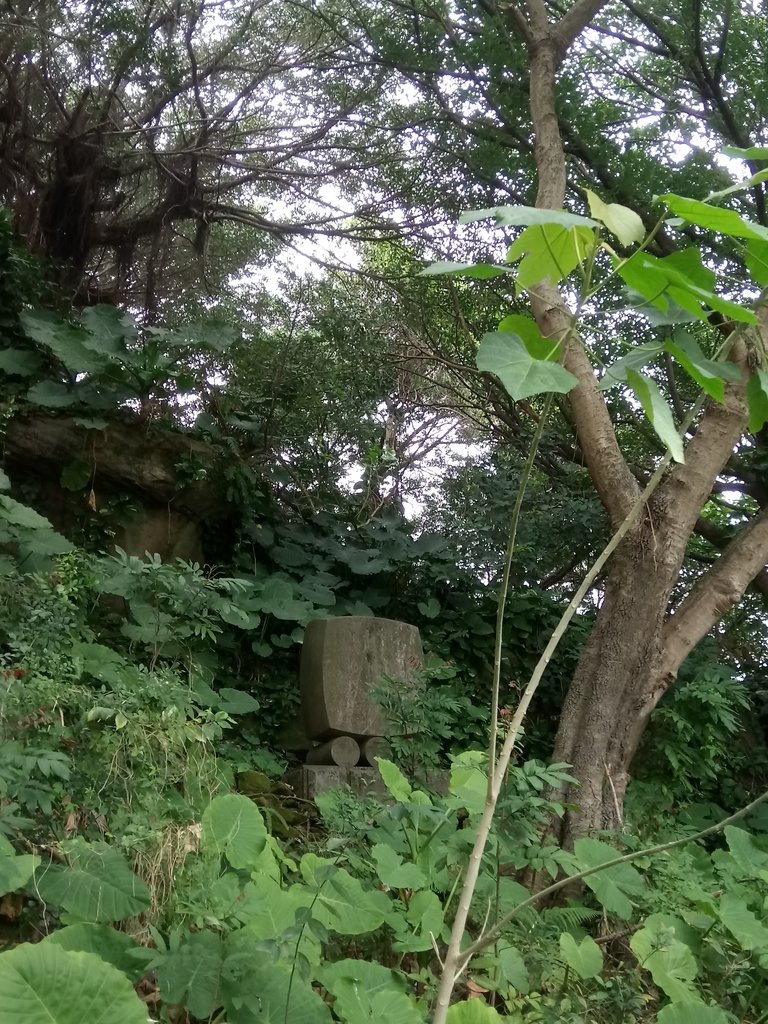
[512,0,768,843]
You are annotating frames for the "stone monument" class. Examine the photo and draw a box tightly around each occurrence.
[289,616,423,798]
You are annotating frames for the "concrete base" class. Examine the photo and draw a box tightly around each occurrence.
[287,765,450,801]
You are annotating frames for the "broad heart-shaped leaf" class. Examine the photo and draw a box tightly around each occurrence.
[202,793,267,870]
[460,205,596,229]
[507,224,596,289]
[664,329,741,403]
[419,261,508,279]
[584,189,645,245]
[599,341,664,390]
[222,941,332,1024]
[393,888,445,954]
[33,842,150,923]
[44,924,143,982]
[376,758,413,803]
[157,930,224,1019]
[446,1001,504,1023]
[26,379,78,407]
[232,877,321,964]
[315,959,418,1024]
[573,838,645,920]
[746,238,768,285]
[724,825,768,877]
[298,854,388,935]
[21,310,110,374]
[626,370,685,463]
[0,838,39,895]
[657,1005,729,1024]
[216,687,260,714]
[718,894,768,951]
[496,942,530,993]
[723,145,768,162]
[660,193,768,241]
[618,249,756,325]
[746,370,768,433]
[476,331,578,401]
[559,932,603,979]
[372,843,427,890]
[0,348,43,376]
[0,942,147,1024]
[630,926,699,1002]
[448,750,488,816]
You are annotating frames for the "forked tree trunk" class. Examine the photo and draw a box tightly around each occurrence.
[510,0,768,843]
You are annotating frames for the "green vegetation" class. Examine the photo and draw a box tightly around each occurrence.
[3,0,768,1020]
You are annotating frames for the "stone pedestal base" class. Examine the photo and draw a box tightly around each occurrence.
[287,765,450,801]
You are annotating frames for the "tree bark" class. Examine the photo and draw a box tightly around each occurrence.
[517,0,768,844]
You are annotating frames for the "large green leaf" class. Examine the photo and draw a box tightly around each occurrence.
[460,206,596,229]
[21,311,109,374]
[419,261,507,279]
[202,794,267,870]
[298,854,388,934]
[559,932,603,979]
[0,834,40,895]
[25,380,78,407]
[222,942,332,1024]
[33,842,150,923]
[0,942,146,1024]
[585,189,645,246]
[376,758,413,803]
[660,194,768,241]
[496,942,529,993]
[718,895,768,951]
[627,370,685,462]
[316,959,419,1024]
[747,371,768,433]
[630,926,699,1001]
[656,1005,729,1024]
[445,1002,504,1023]
[476,331,578,401]
[664,330,741,403]
[372,843,427,890]
[724,826,768,877]
[507,224,596,289]
[158,930,224,1018]
[574,839,645,920]
[600,342,664,389]
[0,348,43,376]
[45,924,143,982]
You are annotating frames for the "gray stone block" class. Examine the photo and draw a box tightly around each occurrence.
[300,616,423,742]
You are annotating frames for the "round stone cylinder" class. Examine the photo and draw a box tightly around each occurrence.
[360,736,391,766]
[305,736,361,767]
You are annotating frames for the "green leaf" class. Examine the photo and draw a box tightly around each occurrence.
[0,846,40,895]
[626,370,685,462]
[158,930,224,1019]
[33,842,150,922]
[718,894,768,951]
[600,342,664,389]
[26,379,78,407]
[446,1001,504,1023]
[0,348,43,376]
[44,924,143,982]
[217,688,260,714]
[417,597,441,619]
[723,145,768,162]
[584,189,645,245]
[372,843,427,890]
[660,193,768,241]
[376,758,413,803]
[419,261,507,279]
[746,238,768,285]
[507,224,596,289]
[664,330,741,403]
[747,371,768,433]
[449,750,488,816]
[574,839,645,920]
[315,960,417,1024]
[705,168,768,202]
[476,331,578,401]
[394,888,445,953]
[202,794,267,870]
[298,854,388,935]
[60,460,91,491]
[496,942,529,993]
[0,469,9,492]
[559,932,603,979]
[724,826,768,877]
[657,1005,729,1024]
[222,937,331,1024]
[21,310,110,374]
[0,942,147,1024]
[630,926,699,1001]
[460,206,596,229]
